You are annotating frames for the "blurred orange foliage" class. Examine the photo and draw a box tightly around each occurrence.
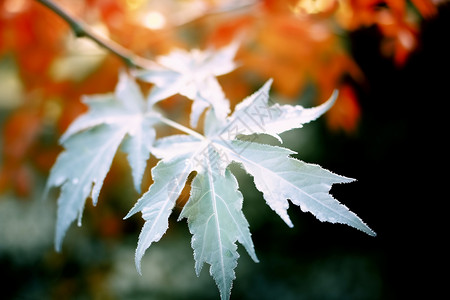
[0,0,440,196]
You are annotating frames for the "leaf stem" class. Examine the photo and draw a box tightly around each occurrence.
[158,116,206,140]
[34,0,154,69]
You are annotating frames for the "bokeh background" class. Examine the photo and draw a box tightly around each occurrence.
[0,0,447,299]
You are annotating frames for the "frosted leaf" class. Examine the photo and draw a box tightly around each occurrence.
[226,79,338,142]
[125,79,375,300]
[61,71,154,141]
[125,153,195,274]
[135,42,239,127]
[179,152,258,300]
[46,72,160,250]
[46,125,128,251]
[218,141,376,236]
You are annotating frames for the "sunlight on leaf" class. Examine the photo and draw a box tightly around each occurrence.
[135,42,239,127]
[46,72,160,250]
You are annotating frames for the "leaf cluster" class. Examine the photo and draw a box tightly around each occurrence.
[45,43,375,300]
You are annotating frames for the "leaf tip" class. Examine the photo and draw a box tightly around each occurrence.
[249,251,259,263]
[134,249,144,275]
[54,234,63,253]
[133,183,142,194]
[364,225,377,237]
[124,205,139,220]
[265,78,274,89]
[331,88,339,102]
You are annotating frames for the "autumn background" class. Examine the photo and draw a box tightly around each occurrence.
[0,0,447,299]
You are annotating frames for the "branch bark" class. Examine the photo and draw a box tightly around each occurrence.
[35,0,154,69]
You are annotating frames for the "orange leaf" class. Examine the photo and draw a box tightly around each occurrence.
[326,84,361,133]
[2,109,42,160]
[411,0,437,18]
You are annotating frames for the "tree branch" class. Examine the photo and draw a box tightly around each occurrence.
[35,0,154,69]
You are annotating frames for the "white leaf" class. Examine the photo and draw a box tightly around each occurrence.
[121,117,155,193]
[135,42,239,127]
[226,79,338,141]
[125,153,194,274]
[129,139,258,300]
[218,141,376,236]
[115,70,146,113]
[61,71,154,142]
[47,72,160,250]
[60,93,120,141]
[46,125,128,251]
[180,148,258,300]
[127,79,375,300]
[60,71,159,191]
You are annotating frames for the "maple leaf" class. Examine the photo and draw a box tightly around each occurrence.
[127,136,259,300]
[134,42,239,127]
[124,151,196,274]
[127,79,375,300]
[180,151,259,300]
[222,78,338,142]
[46,71,160,251]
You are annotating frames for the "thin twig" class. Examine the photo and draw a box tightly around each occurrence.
[35,0,154,69]
[35,0,209,139]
